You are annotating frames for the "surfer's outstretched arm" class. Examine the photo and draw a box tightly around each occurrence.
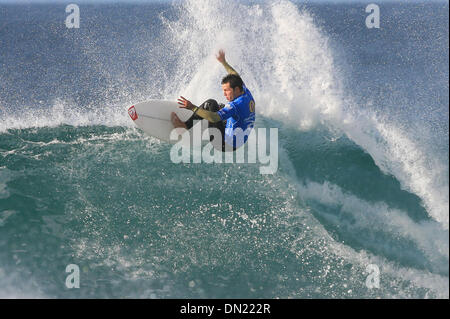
[177,96,222,123]
[216,50,239,76]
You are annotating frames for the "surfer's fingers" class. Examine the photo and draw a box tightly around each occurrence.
[178,97,190,107]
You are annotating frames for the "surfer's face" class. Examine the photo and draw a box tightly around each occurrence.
[222,82,242,102]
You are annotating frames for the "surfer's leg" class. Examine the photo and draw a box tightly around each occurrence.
[178,99,232,152]
[201,99,221,112]
[205,102,237,152]
[183,109,203,130]
[197,100,230,152]
[171,112,187,129]
[184,99,222,130]
[180,99,227,151]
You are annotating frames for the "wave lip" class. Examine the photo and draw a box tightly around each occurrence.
[297,180,449,273]
[342,115,449,230]
[0,100,135,133]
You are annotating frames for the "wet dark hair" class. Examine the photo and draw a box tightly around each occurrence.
[221,74,243,91]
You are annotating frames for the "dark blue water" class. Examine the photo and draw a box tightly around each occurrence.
[0,0,448,298]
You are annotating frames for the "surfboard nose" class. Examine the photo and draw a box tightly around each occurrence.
[128,105,138,121]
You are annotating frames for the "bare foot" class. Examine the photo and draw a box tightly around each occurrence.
[171,112,187,129]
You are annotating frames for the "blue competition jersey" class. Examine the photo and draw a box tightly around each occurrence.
[217,85,256,148]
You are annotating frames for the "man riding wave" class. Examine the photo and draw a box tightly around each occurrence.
[171,50,256,151]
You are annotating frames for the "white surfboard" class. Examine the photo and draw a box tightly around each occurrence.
[128,100,207,142]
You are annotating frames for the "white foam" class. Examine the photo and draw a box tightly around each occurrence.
[297,180,449,271]
[0,99,133,133]
[161,0,449,229]
[342,113,449,229]
[324,235,450,299]
[163,0,344,129]
[0,266,47,298]
[273,129,449,297]
[1,0,447,231]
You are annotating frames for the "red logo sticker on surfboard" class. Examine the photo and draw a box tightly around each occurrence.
[128,105,138,121]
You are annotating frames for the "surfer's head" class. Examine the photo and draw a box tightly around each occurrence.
[221,74,244,102]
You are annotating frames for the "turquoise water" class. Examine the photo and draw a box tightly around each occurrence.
[1,120,447,298]
[0,1,448,298]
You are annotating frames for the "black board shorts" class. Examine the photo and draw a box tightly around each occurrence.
[184,99,236,152]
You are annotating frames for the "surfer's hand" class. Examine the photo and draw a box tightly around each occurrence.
[216,49,226,64]
[177,96,195,110]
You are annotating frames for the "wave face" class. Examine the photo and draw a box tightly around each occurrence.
[0,1,448,298]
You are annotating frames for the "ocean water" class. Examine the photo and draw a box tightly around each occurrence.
[0,0,448,299]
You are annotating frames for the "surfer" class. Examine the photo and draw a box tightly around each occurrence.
[171,50,255,151]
